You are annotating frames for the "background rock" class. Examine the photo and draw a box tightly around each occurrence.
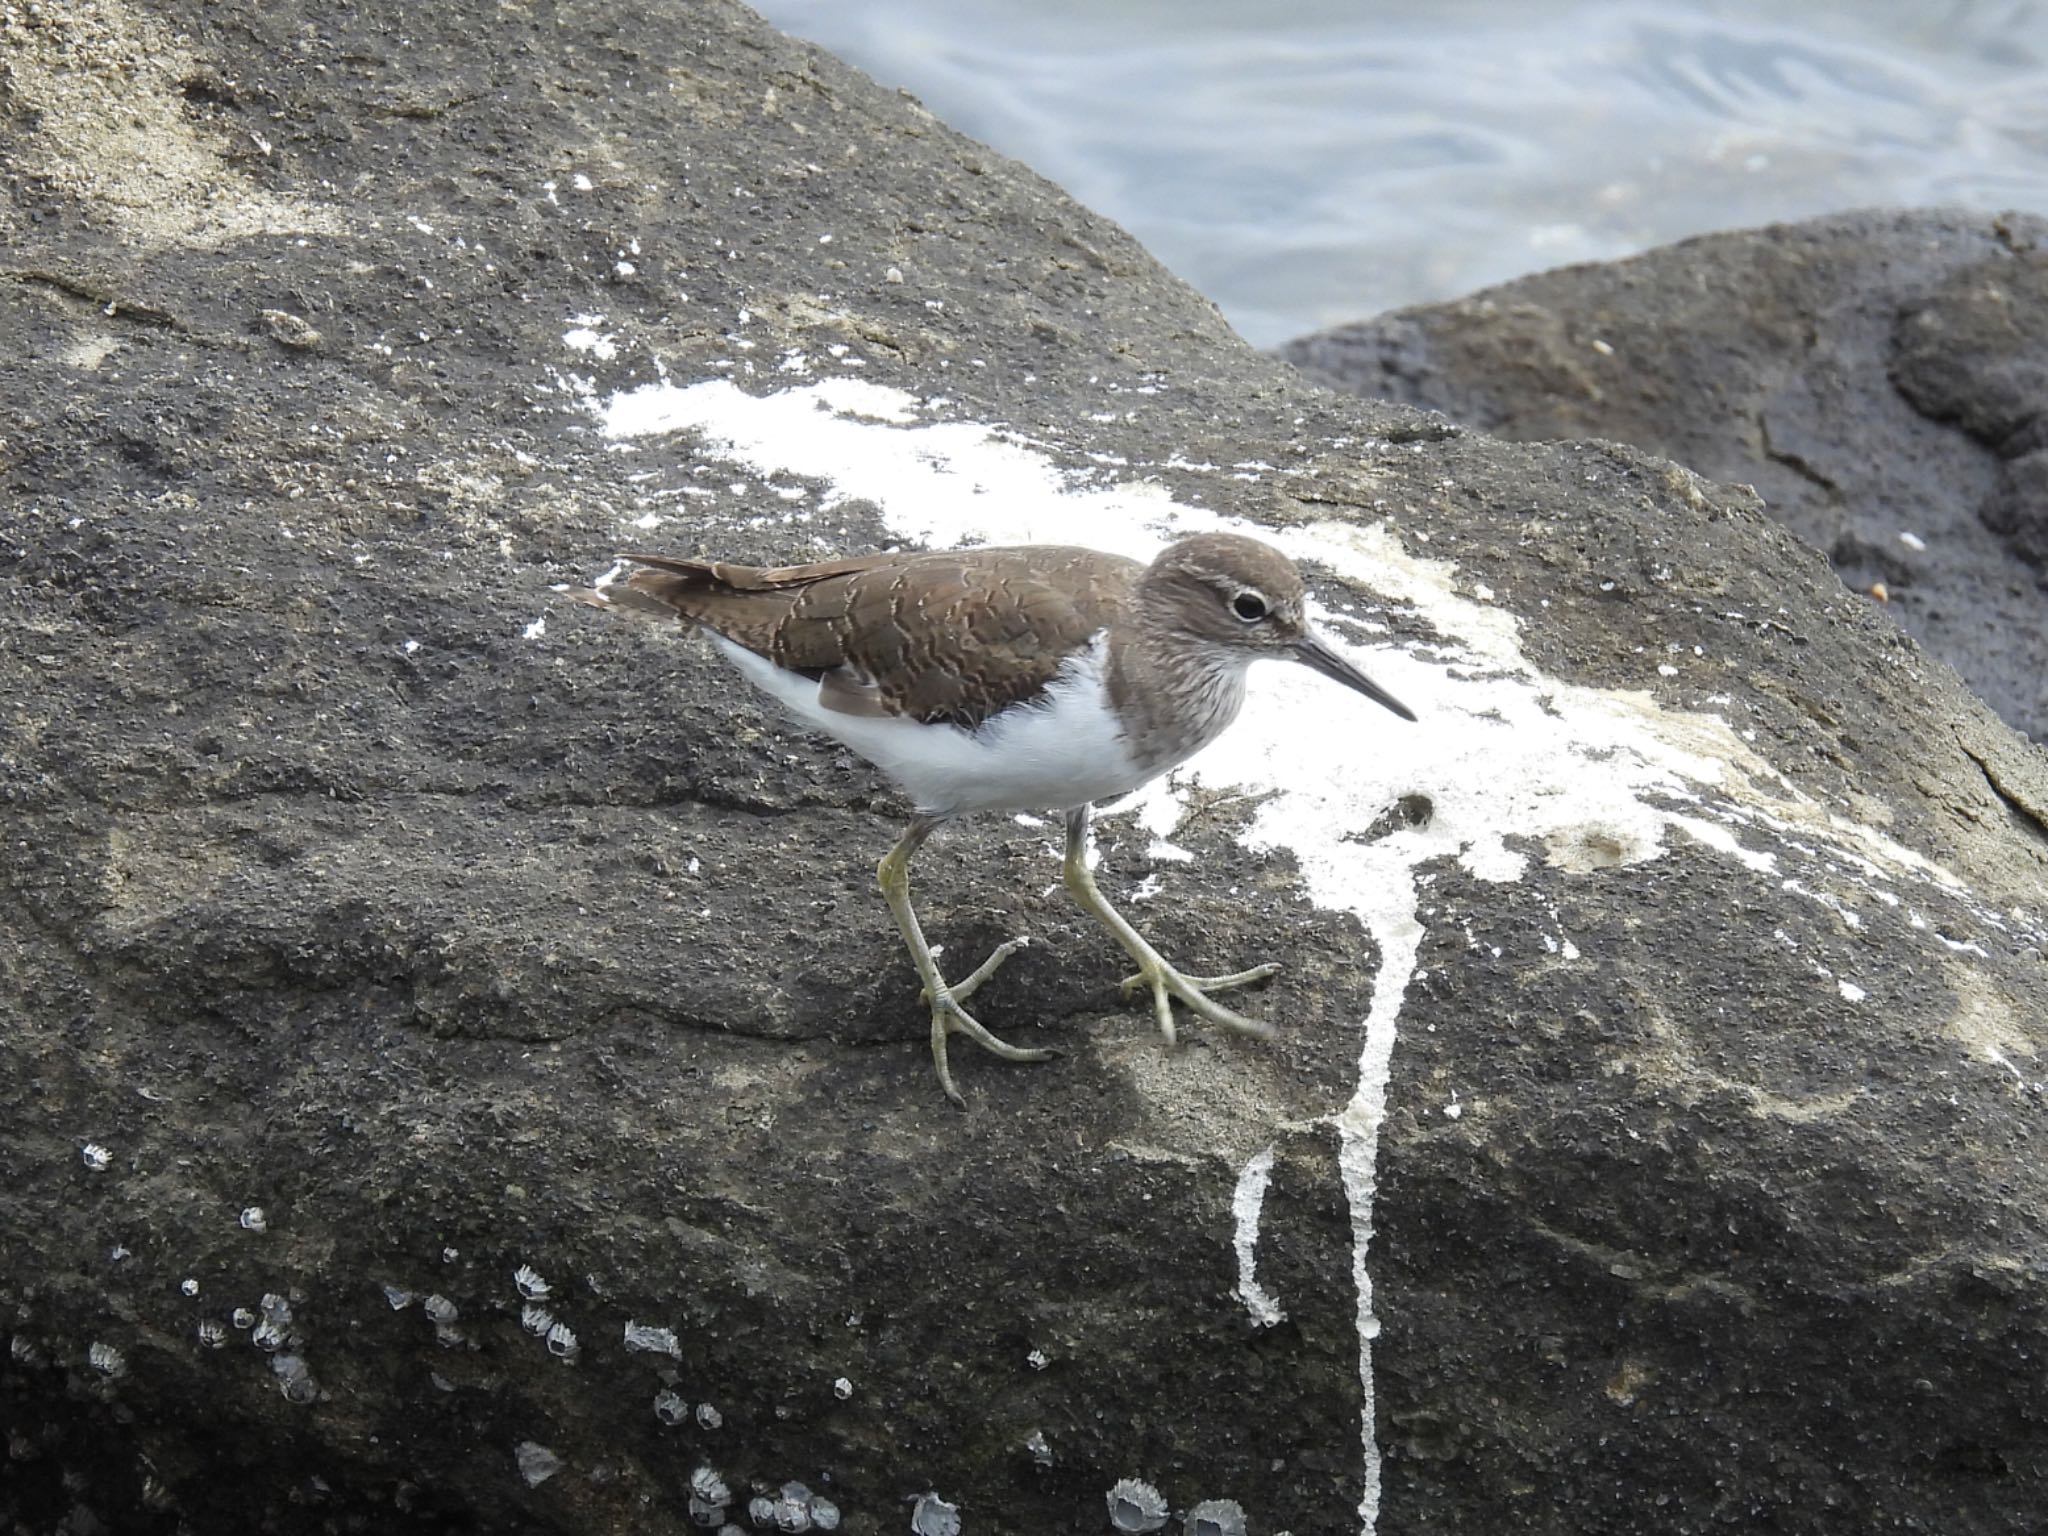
[3,5,2047,1535]
[1278,208,2048,744]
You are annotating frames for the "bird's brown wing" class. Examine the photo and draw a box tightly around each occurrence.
[611,551,898,648]
[611,546,1139,730]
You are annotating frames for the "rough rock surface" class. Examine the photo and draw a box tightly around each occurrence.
[3,5,2047,1535]
[1278,208,2048,744]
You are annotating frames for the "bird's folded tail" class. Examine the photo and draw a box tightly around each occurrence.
[567,581,681,619]
[572,550,899,660]
[619,551,893,591]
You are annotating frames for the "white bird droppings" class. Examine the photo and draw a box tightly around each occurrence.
[563,324,618,361]
[1230,1146,1286,1327]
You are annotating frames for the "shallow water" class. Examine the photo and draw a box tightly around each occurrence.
[751,0,2048,345]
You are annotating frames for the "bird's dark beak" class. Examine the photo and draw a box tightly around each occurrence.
[1293,631,1417,722]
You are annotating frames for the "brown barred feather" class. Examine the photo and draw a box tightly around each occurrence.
[613,546,1144,731]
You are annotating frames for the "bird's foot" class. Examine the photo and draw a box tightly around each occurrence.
[920,935,1031,1005]
[1058,805,1281,1052]
[928,990,1057,1109]
[920,937,1055,1107]
[1118,956,1280,1047]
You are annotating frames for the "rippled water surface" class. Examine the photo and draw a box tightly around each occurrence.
[750,0,2048,345]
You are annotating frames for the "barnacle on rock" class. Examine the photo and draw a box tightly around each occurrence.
[197,1320,227,1349]
[544,1322,579,1360]
[770,1482,814,1532]
[239,1206,267,1232]
[272,1353,318,1404]
[515,1441,562,1487]
[655,1389,690,1426]
[1106,1479,1168,1533]
[685,1467,730,1527]
[88,1341,125,1378]
[910,1491,961,1536]
[521,1304,555,1337]
[81,1143,112,1171]
[1184,1499,1248,1536]
[424,1294,465,1347]
[696,1402,724,1430]
[513,1263,550,1299]
[623,1320,681,1356]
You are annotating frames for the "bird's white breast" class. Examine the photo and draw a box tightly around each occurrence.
[708,632,1148,817]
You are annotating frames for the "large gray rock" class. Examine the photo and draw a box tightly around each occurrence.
[3,4,2046,1535]
[1278,208,2048,743]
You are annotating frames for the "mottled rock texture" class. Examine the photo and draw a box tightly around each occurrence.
[3,4,2046,1535]
[1280,208,2048,743]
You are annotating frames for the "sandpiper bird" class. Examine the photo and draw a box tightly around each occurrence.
[592,532,1415,1105]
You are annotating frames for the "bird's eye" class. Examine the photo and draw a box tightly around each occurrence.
[1230,589,1270,623]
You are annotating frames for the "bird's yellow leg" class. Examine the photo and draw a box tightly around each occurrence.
[1060,805,1279,1047]
[877,818,1054,1106]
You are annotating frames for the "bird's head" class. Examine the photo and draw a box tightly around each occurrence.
[1139,532,1416,721]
